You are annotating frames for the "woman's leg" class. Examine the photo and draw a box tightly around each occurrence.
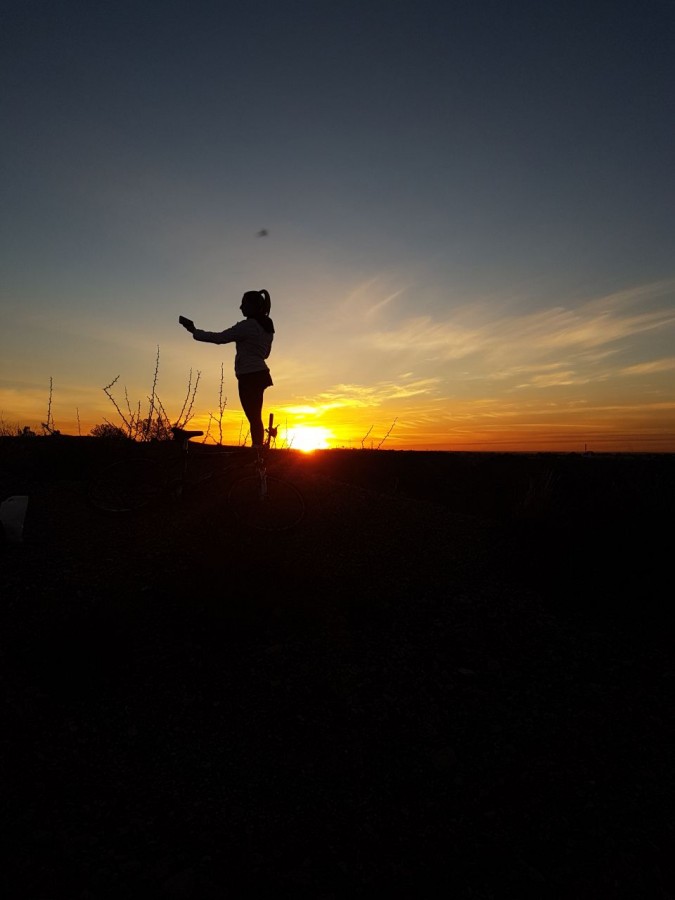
[238,374,267,446]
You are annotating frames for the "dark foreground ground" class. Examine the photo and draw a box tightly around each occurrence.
[1,437,674,898]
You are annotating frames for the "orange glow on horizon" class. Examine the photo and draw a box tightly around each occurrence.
[2,403,675,454]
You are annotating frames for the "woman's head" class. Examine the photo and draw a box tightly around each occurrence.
[241,289,271,318]
[240,289,274,333]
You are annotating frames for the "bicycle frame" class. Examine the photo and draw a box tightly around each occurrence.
[172,411,276,494]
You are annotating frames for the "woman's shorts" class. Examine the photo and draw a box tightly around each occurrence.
[237,369,273,391]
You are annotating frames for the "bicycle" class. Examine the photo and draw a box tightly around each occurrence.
[87,413,305,531]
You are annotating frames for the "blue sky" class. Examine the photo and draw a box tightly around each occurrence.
[2,0,674,449]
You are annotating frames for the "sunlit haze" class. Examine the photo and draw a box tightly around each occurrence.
[2,1,674,451]
[286,426,332,453]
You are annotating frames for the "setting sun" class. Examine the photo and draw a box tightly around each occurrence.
[286,426,332,453]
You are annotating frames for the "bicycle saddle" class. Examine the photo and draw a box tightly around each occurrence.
[171,427,204,441]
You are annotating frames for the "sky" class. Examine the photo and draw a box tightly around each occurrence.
[2,0,674,451]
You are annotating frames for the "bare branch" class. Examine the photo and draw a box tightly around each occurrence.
[217,363,226,445]
[42,377,55,435]
[360,425,373,450]
[237,417,251,447]
[175,368,194,426]
[102,376,131,434]
[154,394,173,437]
[146,345,160,437]
[183,369,201,427]
[132,399,142,440]
[377,418,398,450]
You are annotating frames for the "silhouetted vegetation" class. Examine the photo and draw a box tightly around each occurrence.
[89,423,131,441]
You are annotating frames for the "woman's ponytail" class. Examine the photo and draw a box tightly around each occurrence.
[241,288,274,333]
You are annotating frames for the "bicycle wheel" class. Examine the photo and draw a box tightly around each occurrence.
[88,458,167,512]
[228,473,305,531]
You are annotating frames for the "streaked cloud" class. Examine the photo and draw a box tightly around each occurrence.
[354,279,675,384]
[620,358,675,376]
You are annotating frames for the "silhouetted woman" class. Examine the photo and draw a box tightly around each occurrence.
[179,289,274,447]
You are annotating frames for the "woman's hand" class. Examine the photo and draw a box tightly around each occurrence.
[179,315,195,333]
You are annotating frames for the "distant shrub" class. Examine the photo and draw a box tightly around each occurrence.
[90,423,130,440]
[0,417,22,437]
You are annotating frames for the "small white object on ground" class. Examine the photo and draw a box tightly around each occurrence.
[0,495,29,543]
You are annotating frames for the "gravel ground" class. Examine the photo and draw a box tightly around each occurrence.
[1,440,674,898]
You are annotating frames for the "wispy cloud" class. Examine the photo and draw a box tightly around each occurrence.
[357,279,675,382]
[620,357,675,376]
[337,276,410,322]
[298,377,441,413]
